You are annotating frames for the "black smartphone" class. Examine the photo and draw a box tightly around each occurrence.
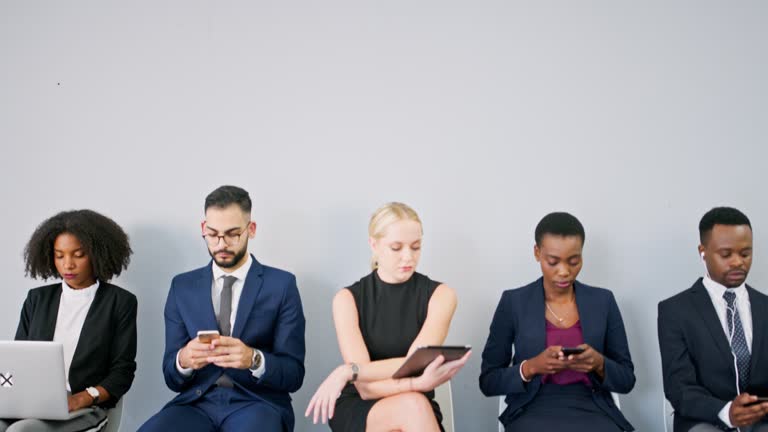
[745,397,768,407]
[561,346,585,356]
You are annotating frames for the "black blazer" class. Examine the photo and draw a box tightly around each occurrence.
[658,278,768,432]
[479,278,635,431]
[15,282,138,409]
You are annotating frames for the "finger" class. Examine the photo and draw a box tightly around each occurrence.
[329,393,336,420]
[321,395,328,424]
[425,355,446,373]
[305,395,316,417]
[211,359,242,368]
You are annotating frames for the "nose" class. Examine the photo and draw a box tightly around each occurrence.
[63,256,75,269]
[556,263,570,278]
[730,255,745,268]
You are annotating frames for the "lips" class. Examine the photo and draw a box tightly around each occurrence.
[726,271,746,280]
[400,266,414,272]
[63,274,77,280]
[555,281,571,288]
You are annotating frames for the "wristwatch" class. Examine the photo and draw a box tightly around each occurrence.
[249,349,263,371]
[85,387,100,404]
[349,363,359,383]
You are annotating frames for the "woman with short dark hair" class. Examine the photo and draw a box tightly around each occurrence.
[480,212,635,432]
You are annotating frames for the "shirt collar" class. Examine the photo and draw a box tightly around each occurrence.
[61,280,100,299]
[703,274,747,300]
[212,254,253,283]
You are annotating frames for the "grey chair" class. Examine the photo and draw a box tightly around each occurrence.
[434,382,455,432]
[102,399,123,432]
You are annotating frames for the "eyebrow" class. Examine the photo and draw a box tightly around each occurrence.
[205,225,242,234]
[54,248,82,253]
[545,254,580,260]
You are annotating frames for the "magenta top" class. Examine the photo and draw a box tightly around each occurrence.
[541,320,592,387]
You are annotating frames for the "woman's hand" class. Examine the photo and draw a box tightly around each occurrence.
[305,364,353,424]
[412,351,472,392]
[522,346,568,379]
[67,391,93,412]
[565,344,605,377]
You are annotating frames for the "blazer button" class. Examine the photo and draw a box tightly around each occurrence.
[196,389,202,396]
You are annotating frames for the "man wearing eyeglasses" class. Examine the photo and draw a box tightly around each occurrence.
[139,185,306,432]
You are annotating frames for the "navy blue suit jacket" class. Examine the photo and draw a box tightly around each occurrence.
[161,256,306,430]
[658,278,768,432]
[479,278,635,431]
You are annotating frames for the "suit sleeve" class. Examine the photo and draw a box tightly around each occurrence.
[479,292,527,396]
[658,300,729,427]
[98,292,138,401]
[258,275,306,392]
[234,275,306,393]
[162,278,196,392]
[593,291,635,393]
[14,291,35,340]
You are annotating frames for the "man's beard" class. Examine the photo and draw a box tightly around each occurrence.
[209,245,248,268]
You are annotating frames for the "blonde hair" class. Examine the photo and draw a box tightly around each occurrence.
[368,202,423,270]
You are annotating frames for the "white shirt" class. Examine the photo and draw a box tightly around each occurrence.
[702,275,753,428]
[53,280,99,391]
[176,255,266,378]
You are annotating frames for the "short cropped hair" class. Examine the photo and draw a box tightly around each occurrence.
[535,212,585,246]
[204,185,252,213]
[24,209,132,282]
[699,207,752,244]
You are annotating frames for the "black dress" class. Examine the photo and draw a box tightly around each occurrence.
[329,271,445,432]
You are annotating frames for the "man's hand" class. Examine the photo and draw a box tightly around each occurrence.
[179,337,218,370]
[729,393,768,427]
[209,336,255,369]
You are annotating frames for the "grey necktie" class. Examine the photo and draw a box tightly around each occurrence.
[219,276,236,337]
[214,275,237,388]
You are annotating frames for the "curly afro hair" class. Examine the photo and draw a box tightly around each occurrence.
[23,209,132,282]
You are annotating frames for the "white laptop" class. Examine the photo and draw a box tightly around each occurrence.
[0,341,92,420]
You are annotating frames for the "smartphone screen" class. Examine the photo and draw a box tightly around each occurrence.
[561,347,585,356]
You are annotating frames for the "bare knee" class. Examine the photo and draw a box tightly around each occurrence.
[392,392,434,417]
[367,391,439,432]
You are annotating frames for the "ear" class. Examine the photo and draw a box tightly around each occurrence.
[201,221,207,234]
[534,244,541,262]
[697,244,705,259]
[368,237,377,252]
[248,221,257,239]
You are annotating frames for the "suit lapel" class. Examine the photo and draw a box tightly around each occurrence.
[194,264,219,331]
[690,280,734,360]
[747,285,766,378]
[40,285,63,340]
[232,256,265,339]
[527,279,547,356]
[573,281,599,348]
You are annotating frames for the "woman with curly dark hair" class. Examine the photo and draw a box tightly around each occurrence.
[0,210,137,432]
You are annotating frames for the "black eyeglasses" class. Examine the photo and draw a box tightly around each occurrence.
[202,224,250,246]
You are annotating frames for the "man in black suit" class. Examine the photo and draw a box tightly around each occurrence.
[659,207,768,431]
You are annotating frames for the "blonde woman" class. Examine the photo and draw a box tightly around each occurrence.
[305,202,470,432]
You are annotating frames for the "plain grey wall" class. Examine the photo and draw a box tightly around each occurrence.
[2,1,767,431]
